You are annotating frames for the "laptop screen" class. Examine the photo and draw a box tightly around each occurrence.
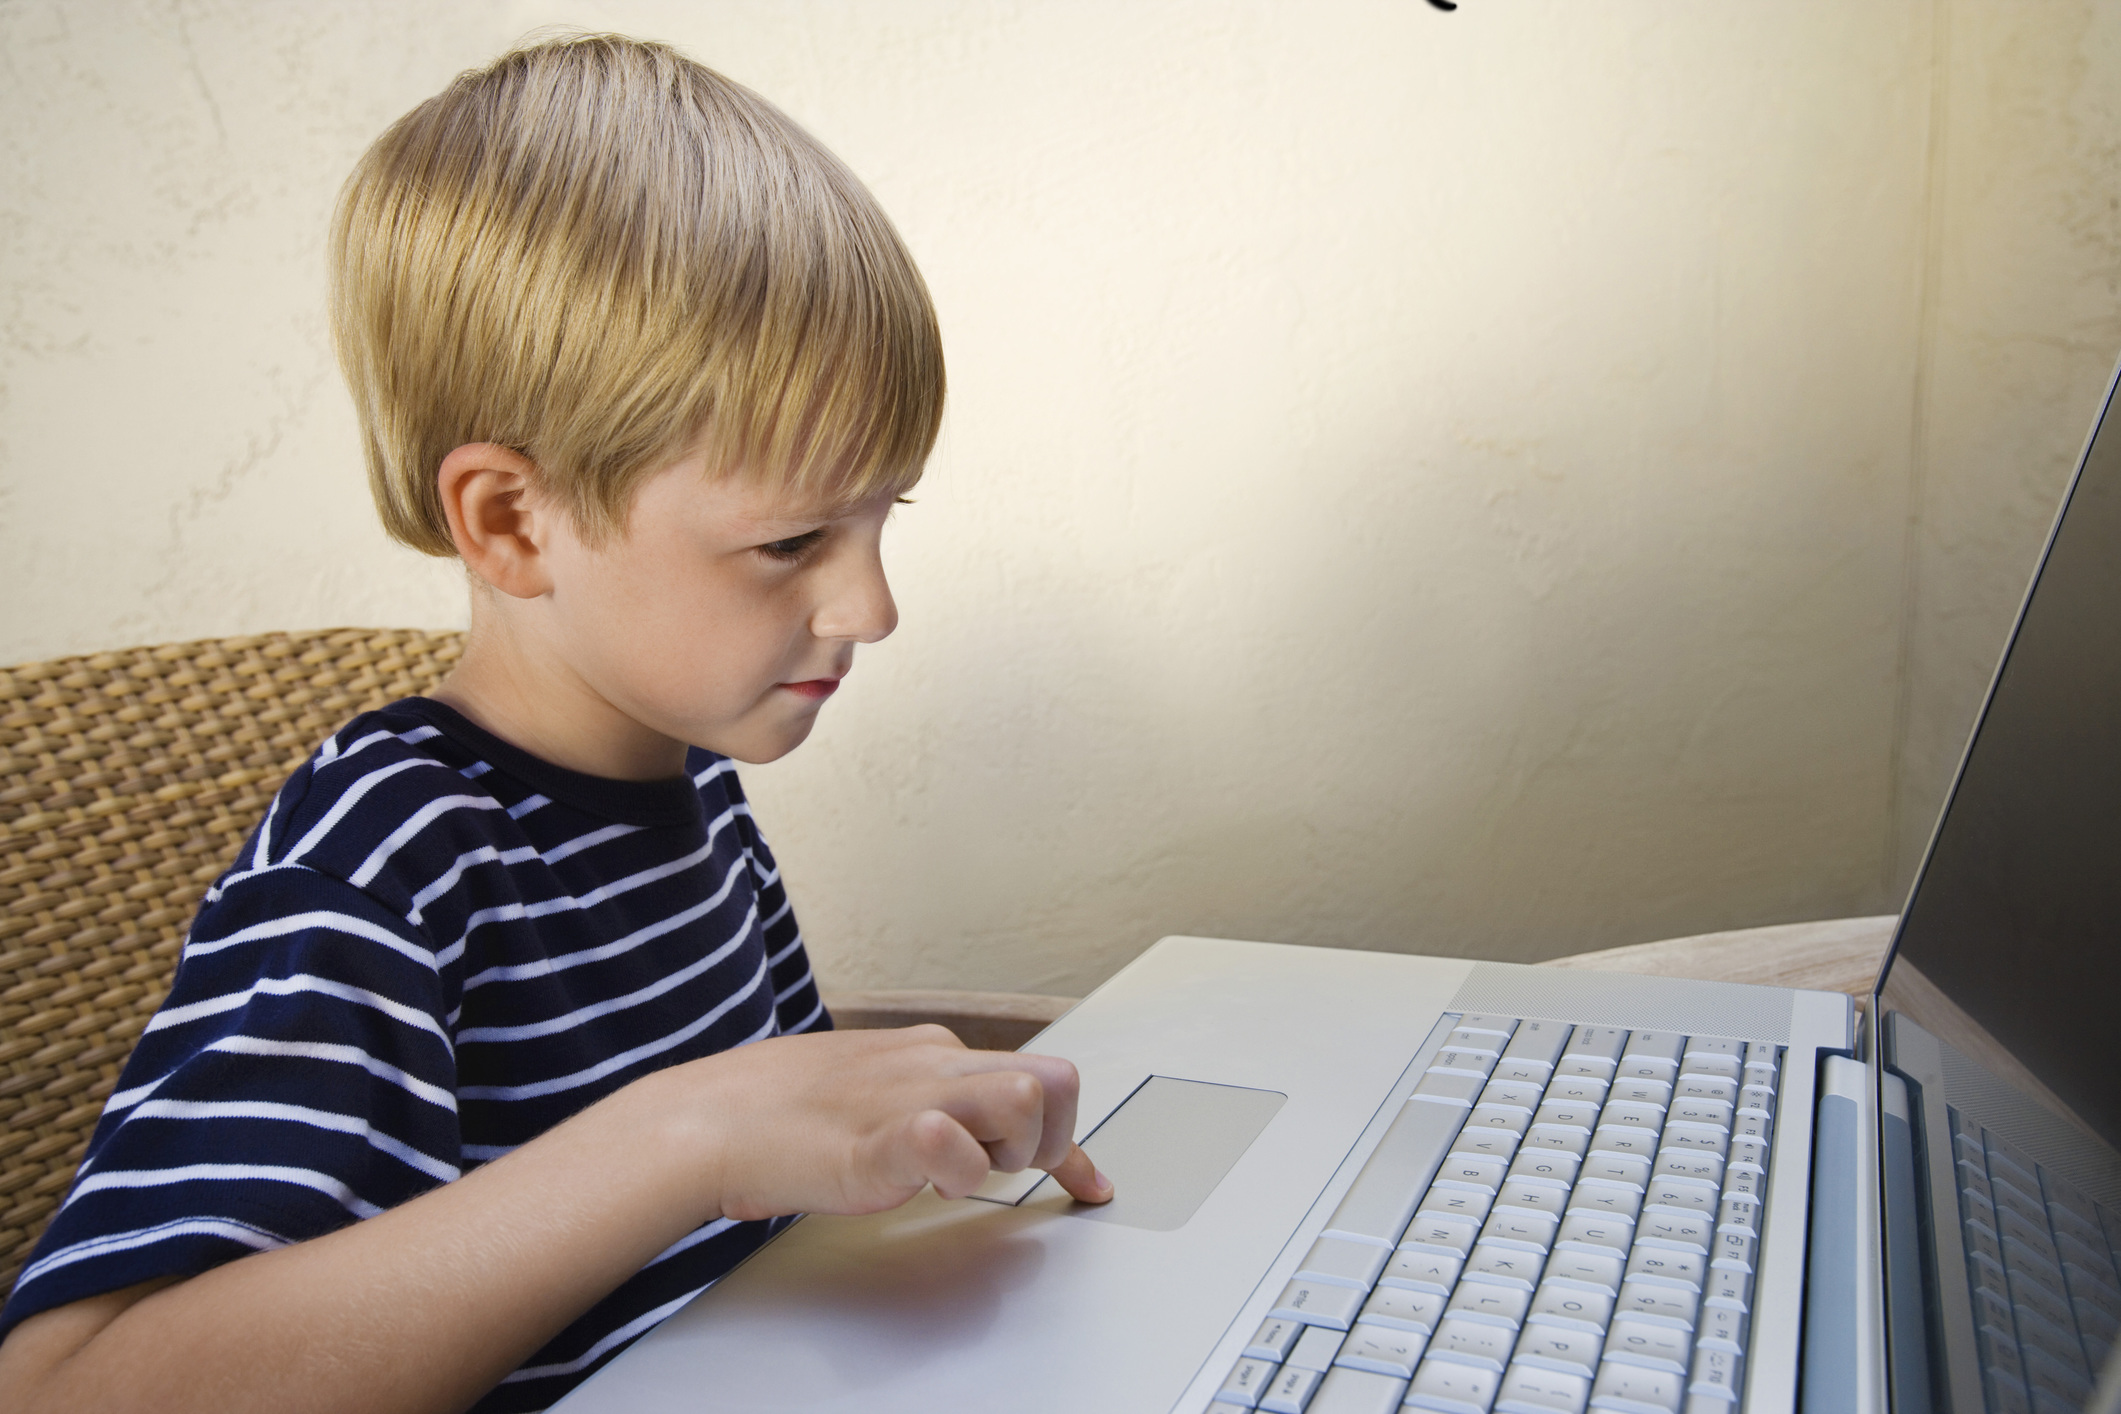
[1874,362,2121,1414]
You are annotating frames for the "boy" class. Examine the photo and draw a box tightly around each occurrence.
[0,33,1108,1414]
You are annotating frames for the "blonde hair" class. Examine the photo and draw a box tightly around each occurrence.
[331,33,943,554]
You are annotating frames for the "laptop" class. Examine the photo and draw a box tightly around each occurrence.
[551,360,2121,1414]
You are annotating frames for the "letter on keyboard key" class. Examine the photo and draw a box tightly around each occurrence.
[1302,1236,1394,1289]
[1221,1357,1278,1407]
[1309,1366,1414,1414]
[1499,1362,1592,1414]
[1247,1315,1307,1361]
[1524,1125,1592,1158]
[1273,1277,1367,1328]
[1591,1360,1686,1414]
[1410,1357,1505,1414]
[1544,1248,1626,1293]
[1405,1212,1483,1255]
[1569,1183,1645,1221]
[1433,1315,1520,1370]
[1465,1244,1546,1290]
[1482,1208,1560,1252]
[1498,1179,1569,1218]
[1510,1150,1583,1189]
[1557,1213,1636,1254]
[1517,1322,1607,1376]
[1581,1153,1653,1189]
[1338,1322,1428,1377]
[1261,1363,1324,1414]
[1362,1285,1447,1333]
[1424,1186,1499,1222]
[1591,1126,1659,1160]
[1439,1152,1512,1190]
[1447,1280,1531,1328]
[1530,1281,1615,1331]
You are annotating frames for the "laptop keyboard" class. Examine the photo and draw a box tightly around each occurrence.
[1211,1016,1780,1414]
[1947,1109,2121,1414]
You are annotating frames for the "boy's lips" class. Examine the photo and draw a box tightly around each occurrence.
[779,677,841,700]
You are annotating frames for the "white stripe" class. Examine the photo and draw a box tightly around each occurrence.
[324,725,440,769]
[252,788,283,870]
[758,896,793,932]
[406,844,540,925]
[463,854,749,991]
[106,1036,456,1117]
[62,1162,383,1221]
[18,1215,289,1288]
[768,932,806,968]
[182,909,436,972]
[350,793,509,888]
[458,900,756,1044]
[460,954,768,1102]
[784,995,827,1035]
[121,1099,460,1183]
[459,760,493,779]
[507,793,550,820]
[739,1008,780,1045]
[691,757,734,788]
[773,968,813,1006]
[500,1284,711,1383]
[450,809,740,977]
[281,757,449,865]
[462,1143,516,1162]
[643,1215,739,1268]
[142,973,451,1049]
[539,821,638,865]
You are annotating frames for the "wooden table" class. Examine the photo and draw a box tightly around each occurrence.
[824,915,1900,1049]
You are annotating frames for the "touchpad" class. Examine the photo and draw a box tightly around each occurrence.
[1022,1076,1285,1232]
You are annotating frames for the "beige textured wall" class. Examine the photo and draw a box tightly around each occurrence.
[2,2,2115,998]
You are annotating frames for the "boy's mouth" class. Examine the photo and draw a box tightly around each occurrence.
[779,678,841,701]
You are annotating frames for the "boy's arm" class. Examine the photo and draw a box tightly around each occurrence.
[0,1025,1108,1414]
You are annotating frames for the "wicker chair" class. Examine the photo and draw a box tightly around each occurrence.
[0,628,466,1295]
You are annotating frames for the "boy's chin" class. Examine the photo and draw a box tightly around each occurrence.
[705,713,821,766]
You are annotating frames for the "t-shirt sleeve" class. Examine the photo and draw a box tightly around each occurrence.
[0,866,460,1339]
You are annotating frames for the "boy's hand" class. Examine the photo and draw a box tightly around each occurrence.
[661,1024,1113,1223]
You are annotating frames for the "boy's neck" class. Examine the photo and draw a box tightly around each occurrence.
[430,598,692,783]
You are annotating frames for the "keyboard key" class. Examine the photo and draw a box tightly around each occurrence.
[1261,1362,1325,1413]
[1302,1237,1393,1289]
[1600,1100,1667,1131]
[1496,1059,1559,1086]
[1524,1126,1593,1158]
[1625,1245,1706,1291]
[1696,1302,1746,1352]
[1687,1345,1743,1402]
[1736,1085,1775,1116]
[1361,1285,1446,1333]
[1481,1078,1548,1111]
[1454,1128,1526,1162]
[1465,1244,1548,1291]
[1446,1030,1507,1057]
[1712,1197,1757,1233]
[1290,1323,1348,1370]
[1605,1317,1692,1373]
[1530,1281,1615,1331]
[1667,1098,1732,1130]
[1498,1362,1592,1414]
[1557,1213,1637,1255]
[1470,1105,1535,1136]
[1645,1180,1717,1216]
[1659,1125,1730,1159]
[1503,1021,1572,1067]
[1674,1077,1737,1105]
[1617,1280,1700,1327]
[1418,1072,1492,1107]
[1727,1139,1767,1172]
[1516,1321,1607,1376]
[1608,1077,1673,1108]
[1702,1265,1752,1313]
[1678,1055,1740,1084]
[1434,1048,1503,1078]
[1569,1182,1645,1222]
[1684,1036,1745,1062]
[1717,1165,1757,1203]
[1624,1032,1685,1064]
[1432,1315,1520,1371]
[1459,1015,1521,1038]
[1590,1126,1659,1160]
[1384,1249,1466,1294]
[1324,1096,1465,1244]
[1308,1366,1412,1414]
[1742,1041,1778,1070]
[1420,1187,1497,1224]
[1248,1315,1307,1361]
[1730,1112,1771,1144]
[1274,1278,1368,1328]
[1566,1027,1629,1063]
[1557,1055,1619,1082]
[1591,1359,1685,1414]
[1221,1356,1278,1407]
[1709,1228,1756,1275]
[1543,1249,1626,1294]
[1615,1056,1678,1085]
[1409,1358,1504,1414]
[1580,1153,1653,1190]
[1482,1209,1561,1252]
[1547,1076,1611,1107]
[1438,1153,1512,1191]
[1498,1179,1569,1219]
[1534,1101,1604,1133]
[1338,1322,1428,1377]
[1509,1150,1583,1190]
[1637,1211,1713,1252]
[1448,1280,1532,1329]
[1404,1213,1484,1256]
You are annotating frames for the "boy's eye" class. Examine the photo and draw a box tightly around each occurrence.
[757,528,828,563]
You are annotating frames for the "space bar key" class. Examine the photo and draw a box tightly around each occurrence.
[1322,1095,1466,1245]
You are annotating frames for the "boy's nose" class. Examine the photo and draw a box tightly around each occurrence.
[812,556,897,644]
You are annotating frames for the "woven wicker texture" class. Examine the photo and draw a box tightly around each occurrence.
[0,627,463,1297]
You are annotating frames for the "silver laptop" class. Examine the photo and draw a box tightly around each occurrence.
[553,362,2121,1414]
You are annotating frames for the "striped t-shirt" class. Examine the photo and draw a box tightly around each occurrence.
[0,697,827,1412]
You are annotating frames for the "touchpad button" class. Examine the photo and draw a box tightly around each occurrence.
[1024,1076,1285,1232]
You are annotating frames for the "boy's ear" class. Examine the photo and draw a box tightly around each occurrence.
[437,443,556,600]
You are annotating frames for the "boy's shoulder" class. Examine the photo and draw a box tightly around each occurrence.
[227,696,748,921]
